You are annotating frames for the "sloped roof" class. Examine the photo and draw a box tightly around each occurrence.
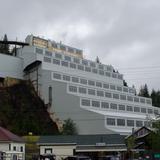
[38,134,126,146]
[0,127,24,142]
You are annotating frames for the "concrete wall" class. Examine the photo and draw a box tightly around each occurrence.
[0,142,9,151]
[40,69,114,134]
[0,53,23,79]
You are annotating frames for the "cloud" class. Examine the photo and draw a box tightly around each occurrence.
[0,0,160,91]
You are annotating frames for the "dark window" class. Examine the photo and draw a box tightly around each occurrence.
[20,146,23,152]
[70,63,76,69]
[127,96,133,101]
[113,93,119,99]
[140,98,145,103]
[127,106,133,111]
[61,61,68,67]
[119,105,125,111]
[85,67,91,72]
[112,73,117,78]
[120,95,126,100]
[36,48,43,54]
[53,73,61,79]
[134,107,140,112]
[13,146,16,151]
[98,64,104,70]
[69,86,77,92]
[117,119,125,126]
[110,103,117,110]
[79,87,86,94]
[73,58,80,64]
[55,53,62,59]
[88,80,95,86]
[148,108,153,114]
[92,101,100,107]
[65,56,71,61]
[105,72,111,77]
[72,77,79,83]
[92,68,98,73]
[101,102,109,109]
[45,51,52,56]
[88,89,95,95]
[127,120,134,127]
[103,83,109,89]
[63,75,70,81]
[96,82,102,88]
[53,59,60,65]
[78,65,84,71]
[99,70,104,75]
[134,97,139,102]
[117,86,122,91]
[44,57,51,63]
[97,90,104,97]
[80,79,87,84]
[107,118,115,126]
[82,99,90,106]
[123,87,128,92]
[105,92,112,98]
[110,85,116,90]
[136,121,143,127]
[48,86,52,105]
[141,108,146,113]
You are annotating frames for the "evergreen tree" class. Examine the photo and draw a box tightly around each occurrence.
[61,118,77,135]
[138,84,150,98]
[123,80,128,87]
[0,34,10,54]
[96,56,100,63]
[151,89,160,107]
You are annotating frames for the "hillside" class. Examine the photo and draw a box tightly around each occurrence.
[0,80,59,135]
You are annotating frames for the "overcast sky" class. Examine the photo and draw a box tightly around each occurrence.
[0,0,160,92]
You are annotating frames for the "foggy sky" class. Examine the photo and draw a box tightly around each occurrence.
[0,0,160,92]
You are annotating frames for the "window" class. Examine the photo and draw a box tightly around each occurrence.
[110,103,117,110]
[65,56,71,61]
[92,68,98,73]
[96,82,102,88]
[117,119,125,126]
[105,92,112,98]
[70,63,76,69]
[78,65,84,71]
[80,78,87,85]
[63,75,70,81]
[61,61,68,67]
[141,108,146,113]
[45,148,52,154]
[101,102,109,109]
[107,118,115,126]
[146,99,151,104]
[73,58,80,64]
[97,90,104,97]
[110,85,116,90]
[98,64,104,70]
[92,101,100,107]
[123,87,128,92]
[106,66,112,71]
[127,106,133,112]
[136,121,143,127]
[13,146,16,151]
[88,80,95,86]
[134,107,140,112]
[117,86,122,91]
[55,53,62,59]
[127,120,134,127]
[69,86,77,92]
[82,60,88,65]
[36,48,43,54]
[112,73,117,78]
[44,57,51,63]
[88,89,95,95]
[20,146,23,152]
[134,97,139,102]
[105,72,111,77]
[99,70,104,75]
[72,77,79,83]
[79,87,86,94]
[103,83,109,89]
[45,51,52,56]
[140,98,145,103]
[53,73,61,79]
[81,99,90,106]
[148,108,153,114]
[120,95,126,100]
[118,74,123,80]
[90,62,96,67]
[129,88,134,94]
[53,59,60,65]
[119,105,125,111]
[85,67,91,72]
[113,93,119,99]
[127,96,133,101]
[68,47,74,53]
[48,86,52,105]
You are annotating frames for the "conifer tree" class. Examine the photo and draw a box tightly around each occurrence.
[0,34,10,54]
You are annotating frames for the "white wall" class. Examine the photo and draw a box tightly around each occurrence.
[0,53,23,79]
[0,143,9,151]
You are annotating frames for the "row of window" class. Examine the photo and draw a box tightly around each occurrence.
[44,56,123,80]
[52,72,138,97]
[106,117,150,128]
[67,84,151,106]
[80,99,158,115]
[36,47,114,72]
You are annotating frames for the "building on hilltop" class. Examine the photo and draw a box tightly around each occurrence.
[0,34,160,135]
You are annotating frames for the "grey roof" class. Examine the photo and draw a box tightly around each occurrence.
[38,134,126,146]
